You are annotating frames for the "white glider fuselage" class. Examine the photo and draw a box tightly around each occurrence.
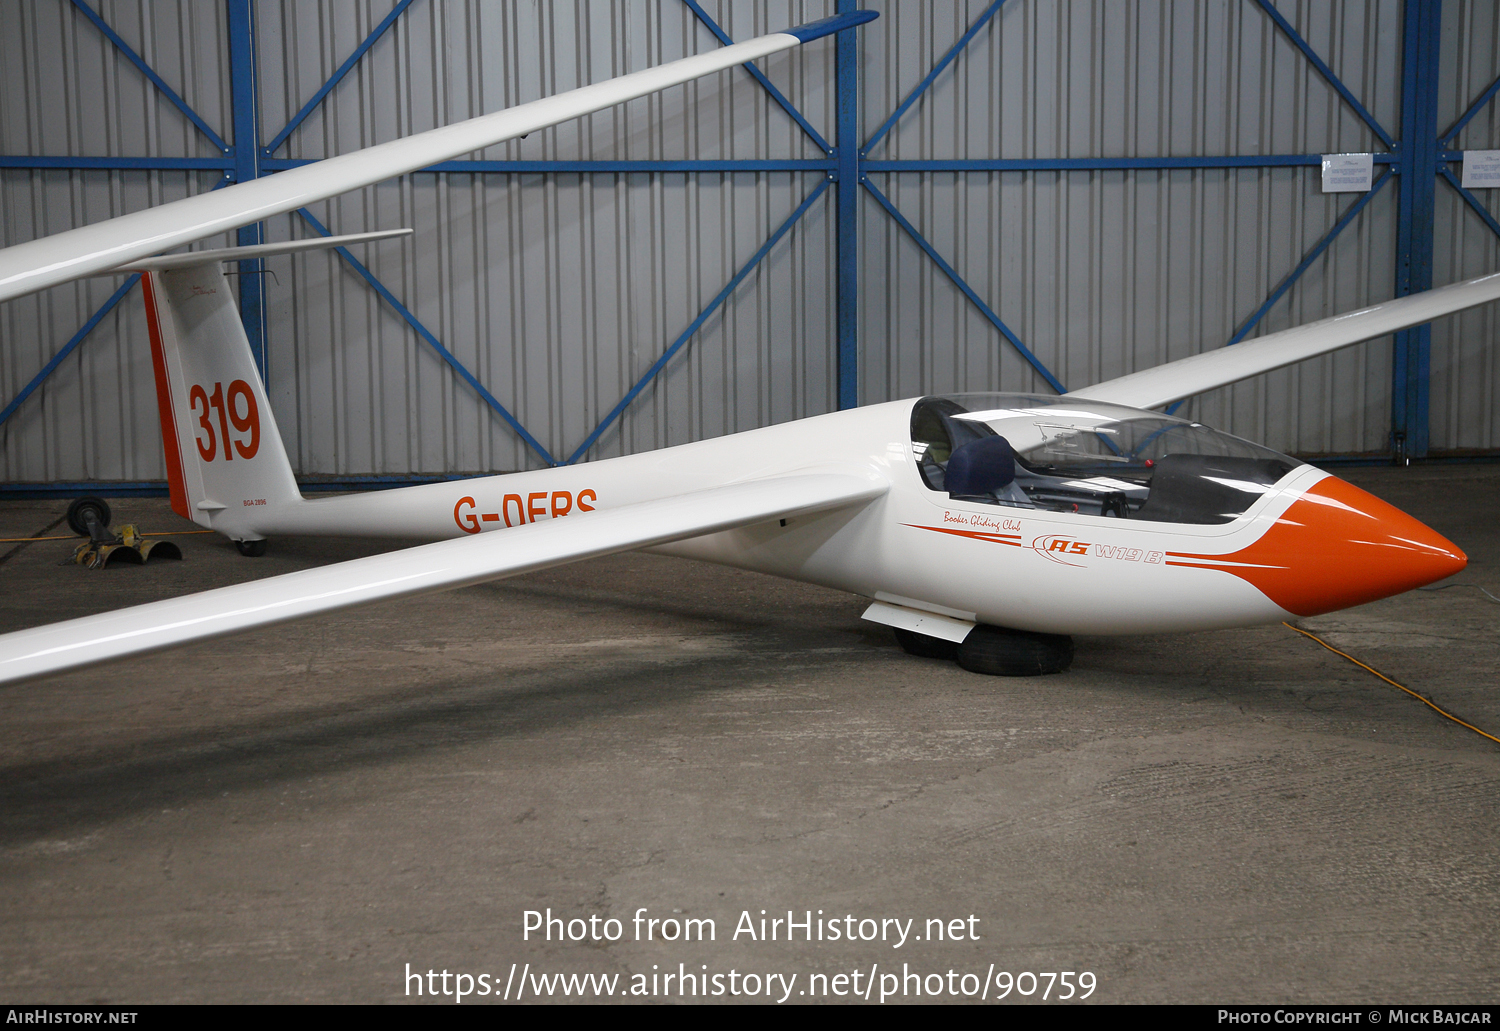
[205,396,1464,639]
[0,7,1480,687]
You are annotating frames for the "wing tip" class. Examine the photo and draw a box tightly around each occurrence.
[783,10,878,43]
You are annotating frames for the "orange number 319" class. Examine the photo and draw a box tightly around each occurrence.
[189,380,260,462]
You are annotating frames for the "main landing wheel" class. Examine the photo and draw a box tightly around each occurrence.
[235,539,267,557]
[66,496,112,538]
[956,624,1073,676]
[893,627,960,661]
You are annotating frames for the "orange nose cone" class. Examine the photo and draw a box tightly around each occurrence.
[1267,477,1468,615]
[1168,476,1467,617]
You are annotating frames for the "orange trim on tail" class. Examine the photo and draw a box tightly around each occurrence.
[141,273,190,520]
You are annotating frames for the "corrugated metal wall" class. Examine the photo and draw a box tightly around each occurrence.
[1433,0,1500,450]
[257,0,842,474]
[860,0,1404,455]
[0,0,234,483]
[2,0,1497,484]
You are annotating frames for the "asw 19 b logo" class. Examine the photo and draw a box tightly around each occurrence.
[189,380,260,461]
[1032,534,1163,568]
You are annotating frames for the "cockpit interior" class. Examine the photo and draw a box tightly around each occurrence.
[911,394,1302,525]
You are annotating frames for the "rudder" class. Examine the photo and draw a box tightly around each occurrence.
[141,263,300,537]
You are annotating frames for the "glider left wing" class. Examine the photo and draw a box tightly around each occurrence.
[0,470,887,687]
[1070,270,1500,410]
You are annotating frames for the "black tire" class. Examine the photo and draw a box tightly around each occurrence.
[956,624,1074,676]
[235,539,267,557]
[893,627,960,661]
[66,496,112,537]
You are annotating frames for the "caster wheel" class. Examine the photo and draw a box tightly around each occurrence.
[893,627,960,661]
[235,539,267,557]
[66,496,112,538]
[956,624,1073,676]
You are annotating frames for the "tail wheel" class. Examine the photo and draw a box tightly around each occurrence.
[66,497,112,538]
[893,627,960,661]
[235,539,267,557]
[956,625,1074,676]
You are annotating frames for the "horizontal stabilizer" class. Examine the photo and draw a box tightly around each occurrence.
[0,11,876,303]
[109,229,413,273]
[0,470,887,686]
[1069,271,1500,410]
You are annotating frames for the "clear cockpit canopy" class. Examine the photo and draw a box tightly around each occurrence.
[910,394,1303,525]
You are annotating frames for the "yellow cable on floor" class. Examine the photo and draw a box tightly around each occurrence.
[1284,622,1500,746]
[0,530,214,542]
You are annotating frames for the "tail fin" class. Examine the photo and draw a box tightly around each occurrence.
[129,230,409,538]
[140,263,299,535]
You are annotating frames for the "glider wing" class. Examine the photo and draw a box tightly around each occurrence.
[1069,271,1500,410]
[0,470,886,687]
[0,12,875,303]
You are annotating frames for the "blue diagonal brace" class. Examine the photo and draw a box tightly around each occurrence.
[1253,0,1394,150]
[682,0,832,154]
[565,178,830,465]
[1439,166,1500,241]
[861,176,1066,394]
[68,0,229,154]
[1166,169,1392,414]
[0,275,139,429]
[1440,69,1500,146]
[263,0,422,157]
[1225,169,1392,347]
[861,0,1009,157]
[295,209,557,467]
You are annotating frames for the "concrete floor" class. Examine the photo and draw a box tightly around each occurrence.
[0,465,1496,1004]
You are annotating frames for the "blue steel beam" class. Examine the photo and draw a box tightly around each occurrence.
[227,0,266,380]
[1165,169,1393,415]
[861,0,1009,157]
[1439,165,1500,241]
[295,208,557,468]
[263,0,421,157]
[260,157,834,173]
[866,154,1397,172]
[681,0,832,155]
[834,0,860,410]
[10,154,1384,175]
[565,178,830,465]
[1391,0,1441,462]
[0,156,232,171]
[1252,0,1395,150]
[68,0,229,154]
[1439,69,1500,146]
[861,176,1065,394]
[0,275,139,429]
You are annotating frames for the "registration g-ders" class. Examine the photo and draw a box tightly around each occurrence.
[0,8,1482,684]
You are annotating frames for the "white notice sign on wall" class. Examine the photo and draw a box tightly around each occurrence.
[1321,153,1373,193]
[1461,150,1500,188]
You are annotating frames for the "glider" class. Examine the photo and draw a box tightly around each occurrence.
[0,9,1487,684]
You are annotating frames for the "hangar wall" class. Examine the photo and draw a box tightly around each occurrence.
[2,0,1497,489]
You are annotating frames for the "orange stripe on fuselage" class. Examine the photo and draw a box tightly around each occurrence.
[1166,476,1466,617]
[141,273,190,520]
[903,524,1023,546]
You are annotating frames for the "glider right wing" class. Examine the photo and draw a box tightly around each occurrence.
[0,470,887,687]
[0,11,876,303]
